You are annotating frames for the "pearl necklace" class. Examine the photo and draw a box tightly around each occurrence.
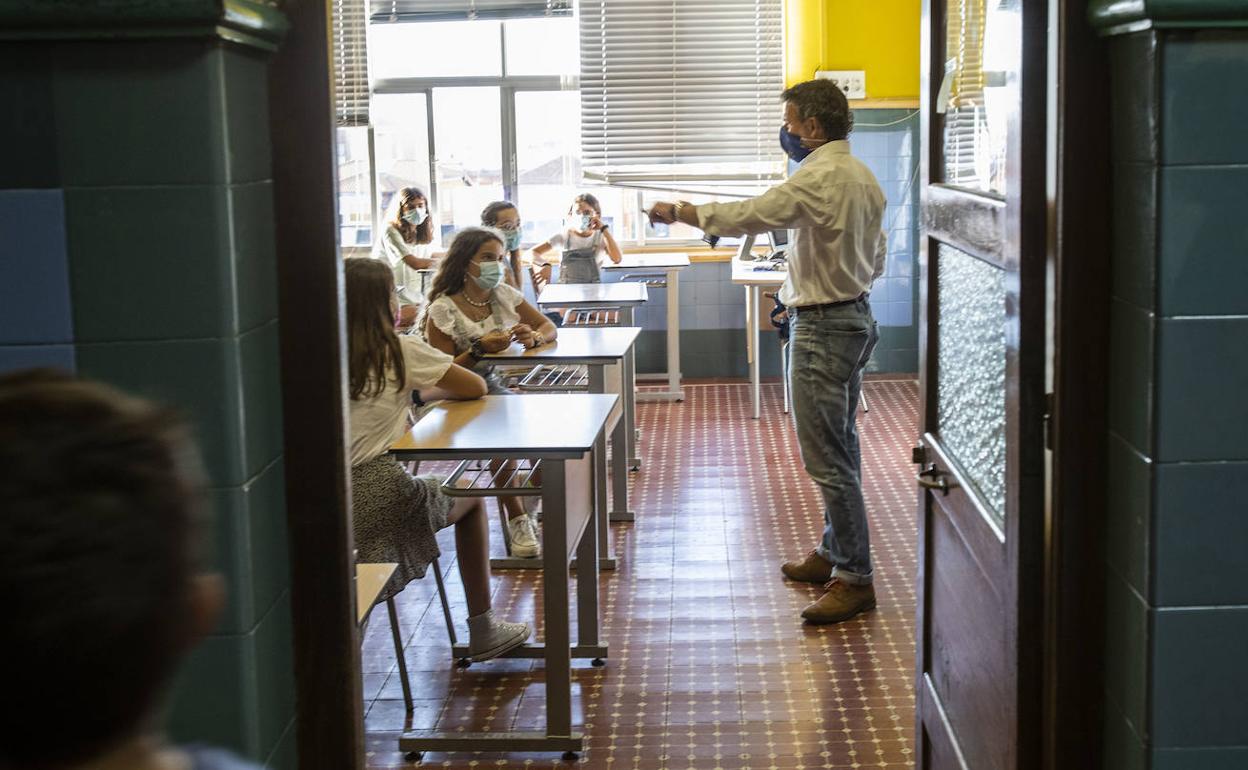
[462,289,492,308]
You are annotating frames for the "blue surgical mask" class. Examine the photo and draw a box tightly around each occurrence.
[779,127,811,163]
[402,206,428,226]
[472,261,504,290]
[567,214,591,231]
[504,230,522,251]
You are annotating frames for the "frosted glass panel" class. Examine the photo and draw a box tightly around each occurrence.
[936,244,1006,521]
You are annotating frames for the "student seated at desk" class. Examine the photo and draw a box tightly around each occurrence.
[375,186,439,326]
[423,227,559,559]
[345,258,530,661]
[0,369,264,770]
[530,193,623,283]
[480,200,524,291]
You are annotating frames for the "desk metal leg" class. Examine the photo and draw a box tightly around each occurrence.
[744,282,754,370]
[636,267,685,403]
[542,460,573,741]
[403,458,591,757]
[608,412,633,522]
[619,306,641,470]
[666,269,682,399]
[750,285,761,419]
[585,366,617,569]
[576,469,601,656]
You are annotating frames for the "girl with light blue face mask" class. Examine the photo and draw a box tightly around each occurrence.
[529,192,624,281]
[480,200,524,290]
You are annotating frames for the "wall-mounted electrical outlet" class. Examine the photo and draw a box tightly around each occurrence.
[815,70,867,100]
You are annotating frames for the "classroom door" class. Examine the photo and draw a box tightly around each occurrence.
[914,0,1047,768]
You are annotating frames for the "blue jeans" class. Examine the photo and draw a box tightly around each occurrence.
[788,296,879,586]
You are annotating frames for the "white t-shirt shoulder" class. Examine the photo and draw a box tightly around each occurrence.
[426,283,525,351]
[348,335,453,467]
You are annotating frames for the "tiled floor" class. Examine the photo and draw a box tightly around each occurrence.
[362,378,919,769]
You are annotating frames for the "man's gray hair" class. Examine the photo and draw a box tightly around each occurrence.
[781,79,853,141]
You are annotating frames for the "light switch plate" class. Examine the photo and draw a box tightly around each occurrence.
[815,70,867,100]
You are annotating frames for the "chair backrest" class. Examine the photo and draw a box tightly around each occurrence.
[529,262,552,294]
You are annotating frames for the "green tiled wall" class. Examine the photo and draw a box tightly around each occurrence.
[1104,27,1248,768]
[0,35,293,766]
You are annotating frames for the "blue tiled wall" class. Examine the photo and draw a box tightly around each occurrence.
[0,189,75,373]
[1104,28,1248,768]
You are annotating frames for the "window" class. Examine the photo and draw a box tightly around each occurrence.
[940,0,1018,195]
[515,90,580,242]
[331,0,373,248]
[369,13,576,244]
[372,93,432,235]
[368,20,503,80]
[431,87,505,242]
[504,16,577,76]
[336,127,374,247]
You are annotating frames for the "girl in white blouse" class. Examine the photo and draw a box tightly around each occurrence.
[424,227,559,558]
[345,257,529,661]
[375,186,438,322]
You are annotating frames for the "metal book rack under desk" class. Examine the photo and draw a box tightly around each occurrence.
[565,307,620,326]
[518,364,590,392]
[442,459,547,570]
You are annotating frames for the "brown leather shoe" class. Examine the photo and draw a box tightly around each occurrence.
[781,550,834,584]
[801,578,877,624]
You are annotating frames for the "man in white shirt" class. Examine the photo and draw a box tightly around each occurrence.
[648,79,886,625]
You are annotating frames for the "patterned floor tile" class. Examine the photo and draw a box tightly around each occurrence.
[363,379,918,769]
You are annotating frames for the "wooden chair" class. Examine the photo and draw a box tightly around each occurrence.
[357,559,460,713]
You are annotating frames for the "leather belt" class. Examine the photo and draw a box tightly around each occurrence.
[792,293,867,313]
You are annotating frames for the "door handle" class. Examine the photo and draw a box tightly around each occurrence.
[916,464,958,495]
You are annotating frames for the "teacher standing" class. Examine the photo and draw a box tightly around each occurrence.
[648,79,886,625]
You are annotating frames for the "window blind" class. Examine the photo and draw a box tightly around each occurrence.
[370,0,572,23]
[943,0,986,189]
[578,0,786,189]
[332,0,370,127]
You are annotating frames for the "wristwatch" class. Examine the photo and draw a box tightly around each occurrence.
[468,337,486,361]
[673,201,687,222]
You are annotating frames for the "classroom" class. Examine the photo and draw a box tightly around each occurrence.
[2,2,1247,770]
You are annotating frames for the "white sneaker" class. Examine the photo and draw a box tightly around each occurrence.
[467,610,531,662]
[507,514,541,558]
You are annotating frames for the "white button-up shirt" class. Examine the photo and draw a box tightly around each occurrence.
[697,140,887,308]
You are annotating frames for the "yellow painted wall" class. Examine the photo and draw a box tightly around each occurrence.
[785,0,921,99]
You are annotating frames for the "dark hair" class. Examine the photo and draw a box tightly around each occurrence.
[480,200,518,227]
[345,257,406,399]
[572,192,601,216]
[426,226,505,305]
[0,369,202,767]
[392,186,433,245]
[780,79,854,141]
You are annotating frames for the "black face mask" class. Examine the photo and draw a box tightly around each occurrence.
[779,126,811,163]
